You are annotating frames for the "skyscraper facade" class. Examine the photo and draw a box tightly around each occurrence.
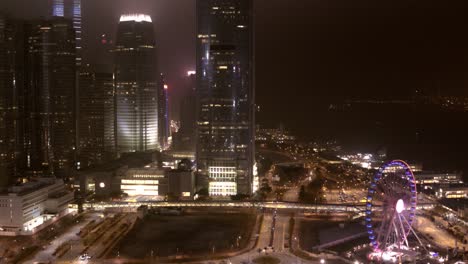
[51,0,82,66]
[23,17,77,178]
[158,74,169,150]
[78,65,114,169]
[0,16,23,187]
[196,0,255,196]
[173,71,197,152]
[113,14,159,154]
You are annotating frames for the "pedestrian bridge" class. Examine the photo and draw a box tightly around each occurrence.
[78,200,435,213]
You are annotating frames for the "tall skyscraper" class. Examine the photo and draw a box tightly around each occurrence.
[77,64,114,169]
[173,71,197,152]
[23,17,77,178]
[158,74,169,150]
[113,14,159,154]
[196,0,255,196]
[51,0,82,66]
[0,15,23,187]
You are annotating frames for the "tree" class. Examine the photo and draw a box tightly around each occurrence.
[231,194,250,201]
[299,185,306,201]
[260,184,272,194]
[197,188,209,196]
[166,192,179,202]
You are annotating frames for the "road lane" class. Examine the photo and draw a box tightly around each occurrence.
[26,213,101,264]
[257,213,273,249]
[273,215,288,252]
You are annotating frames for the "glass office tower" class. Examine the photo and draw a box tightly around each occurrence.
[113,15,158,154]
[0,16,22,187]
[158,74,169,150]
[52,0,82,66]
[23,18,77,178]
[78,65,114,168]
[196,0,255,196]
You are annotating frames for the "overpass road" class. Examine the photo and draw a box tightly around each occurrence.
[79,200,436,214]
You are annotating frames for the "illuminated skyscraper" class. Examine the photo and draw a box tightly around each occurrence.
[113,14,158,154]
[23,17,77,178]
[0,15,23,187]
[158,74,169,150]
[51,0,82,66]
[77,65,114,169]
[0,16,77,182]
[196,0,255,196]
[173,71,197,152]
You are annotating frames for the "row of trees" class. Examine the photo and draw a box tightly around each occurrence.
[299,175,326,203]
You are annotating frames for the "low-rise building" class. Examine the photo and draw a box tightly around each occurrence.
[121,168,168,196]
[75,152,157,196]
[415,172,463,185]
[75,152,196,200]
[167,169,195,199]
[161,150,195,169]
[319,154,344,165]
[120,167,196,199]
[0,178,73,236]
[436,185,468,199]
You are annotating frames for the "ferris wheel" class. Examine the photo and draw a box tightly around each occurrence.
[365,160,418,255]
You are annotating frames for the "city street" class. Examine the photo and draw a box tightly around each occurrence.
[25,212,137,264]
[272,214,289,252]
[25,213,101,264]
[227,214,347,264]
[414,216,468,249]
[325,189,367,204]
[257,213,273,249]
[282,187,300,202]
[66,213,137,262]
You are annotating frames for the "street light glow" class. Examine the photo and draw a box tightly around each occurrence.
[187,70,196,76]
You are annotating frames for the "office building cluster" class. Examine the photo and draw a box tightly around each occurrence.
[75,153,195,200]
[0,15,77,182]
[0,0,255,201]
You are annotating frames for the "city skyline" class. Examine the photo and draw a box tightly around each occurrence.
[0,1,467,175]
[0,1,467,263]
[2,1,467,123]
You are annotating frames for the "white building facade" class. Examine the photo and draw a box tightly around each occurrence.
[0,178,73,236]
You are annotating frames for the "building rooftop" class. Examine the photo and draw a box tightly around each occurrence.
[4,178,58,196]
[319,153,343,162]
[48,190,70,199]
[119,14,152,23]
[78,151,157,174]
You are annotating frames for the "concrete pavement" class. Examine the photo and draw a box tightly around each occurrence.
[25,213,102,264]
[257,213,273,249]
[283,188,300,202]
[272,215,289,252]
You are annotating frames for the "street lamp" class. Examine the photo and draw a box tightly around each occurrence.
[320,259,325,264]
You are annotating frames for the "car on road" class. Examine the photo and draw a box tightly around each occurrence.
[79,253,91,261]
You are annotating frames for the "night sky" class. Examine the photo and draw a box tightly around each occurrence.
[2,0,468,169]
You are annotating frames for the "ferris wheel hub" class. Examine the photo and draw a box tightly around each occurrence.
[396,199,405,214]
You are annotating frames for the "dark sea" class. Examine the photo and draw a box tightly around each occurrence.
[289,101,468,182]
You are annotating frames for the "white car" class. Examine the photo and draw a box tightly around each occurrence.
[79,254,91,261]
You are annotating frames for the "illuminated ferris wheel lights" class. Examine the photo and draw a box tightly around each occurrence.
[396,199,405,213]
[366,160,418,253]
